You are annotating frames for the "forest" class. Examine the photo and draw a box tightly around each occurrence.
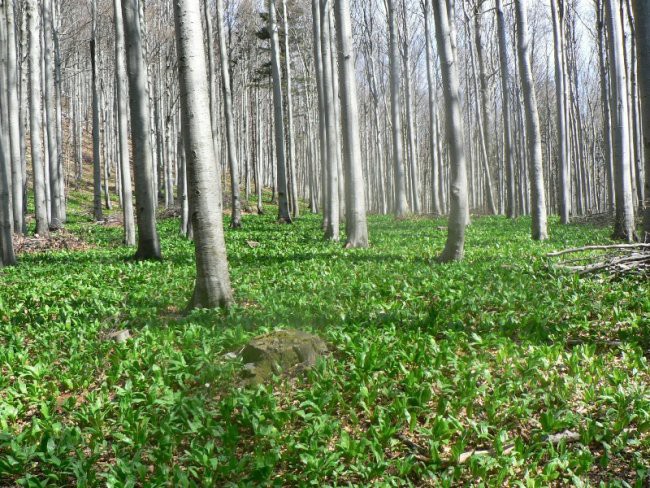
[0,0,649,485]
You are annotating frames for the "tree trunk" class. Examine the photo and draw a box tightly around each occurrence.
[90,0,102,222]
[113,0,136,246]
[606,0,636,241]
[121,0,162,259]
[174,0,233,309]
[515,0,549,240]
[388,0,408,218]
[320,0,339,240]
[334,0,368,248]
[495,0,516,218]
[5,0,22,234]
[432,0,469,262]
[631,0,650,240]
[26,0,48,236]
[268,0,292,223]
[214,0,242,228]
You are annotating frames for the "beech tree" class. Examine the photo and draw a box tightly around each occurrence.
[174,0,233,309]
[121,0,162,259]
[334,0,368,248]
[633,0,650,240]
[515,0,548,241]
[432,0,469,262]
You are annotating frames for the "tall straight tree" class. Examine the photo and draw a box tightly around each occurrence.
[5,0,23,233]
[215,0,242,228]
[387,0,408,218]
[90,0,102,222]
[515,0,548,240]
[632,0,650,240]
[174,0,233,309]
[550,0,570,223]
[0,129,15,266]
[423,0,441,215]
[432,0,469,262]
[495,0,515,218]
[26,0,48,236]
[605,0,635,241]
[320,0,339,240]
[121,0,162,259]
[43,0,62,228]
[268,0,292,223]
[334,0,368,248]
[113,0,135,246]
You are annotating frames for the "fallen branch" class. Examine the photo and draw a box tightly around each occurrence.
[546,243,650,257]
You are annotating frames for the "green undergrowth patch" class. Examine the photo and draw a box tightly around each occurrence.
[1,199,648,486]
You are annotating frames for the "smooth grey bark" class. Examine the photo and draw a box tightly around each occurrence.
[311,0,327,226]
[214,0,242,228]
[121,0,162,259]
[0,113,15,265]
[113,0,135,246]
[281,0,299,219]
[5,0,22,233]
[423,0,441,215]
[320,0,339,240]
[551,0,571,223]
[268,0,292,223]
[596,0,616,214]
[174,0,233,309]
[632,0,650,239]
[388,0,408,218]
[495,0,516,218]
[432,0,469,262]
[605,0,636,241]
[43,0,61,228]
[26,0,48,236]
[90,0,102,222]
[401,0,420,215]
[515,0,548,240]
[472,2,496,215]
[334,0,368,248]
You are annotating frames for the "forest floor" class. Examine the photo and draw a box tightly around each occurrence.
[0,192,649,487]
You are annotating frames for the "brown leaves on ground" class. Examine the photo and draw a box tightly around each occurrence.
[13,230,93,254]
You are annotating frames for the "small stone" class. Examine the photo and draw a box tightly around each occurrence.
[108,329,131,343]
[223,352,238,361]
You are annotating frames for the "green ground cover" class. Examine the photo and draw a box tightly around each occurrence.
[0,197,648,486]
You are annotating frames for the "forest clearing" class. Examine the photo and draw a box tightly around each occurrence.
[1,0,650,485]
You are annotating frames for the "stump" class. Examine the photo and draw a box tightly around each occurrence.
[239,329,328,385]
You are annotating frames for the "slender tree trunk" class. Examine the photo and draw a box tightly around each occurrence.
[113,0,135,245]
[42,0,61,228]
[423,0,441,215]
[5,0,22,233]
[174,0,233,309]
[121,0,162,259]
[515,0,548,240]
[281,0,299,219]
[334,0,368,248]
[214,0,242,228]
[26,0,48,236]
[596,0,616,214]
[495,0,516,218]
[432,0,469,262]
[472,3,497,215]
[606,0,636,241]
[269,0,292,223]
[551,0,571,223]
[320,0,339,239]
[632,0,650,239]
[387,0,408,218]
[90,0,102,222]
